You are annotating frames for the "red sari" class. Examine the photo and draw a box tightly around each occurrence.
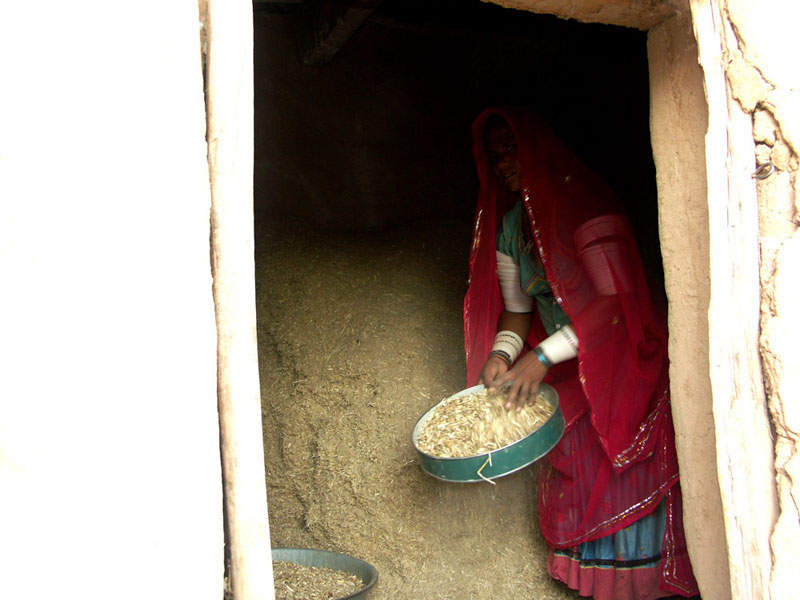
[464,107,697,598]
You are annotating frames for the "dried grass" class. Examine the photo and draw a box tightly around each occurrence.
[272,560,363,600]
[257,218,580,598]
[416,388,555,458]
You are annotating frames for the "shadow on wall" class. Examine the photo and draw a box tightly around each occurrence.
[253,0,656,248]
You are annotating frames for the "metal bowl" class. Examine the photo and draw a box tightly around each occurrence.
[271,548,378,599]
[411,383,565,483]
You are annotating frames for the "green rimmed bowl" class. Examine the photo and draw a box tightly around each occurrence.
[411,383,565,483]
[271,548,378,599]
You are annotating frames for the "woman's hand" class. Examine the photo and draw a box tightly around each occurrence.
[489,352,548,412]
[479,355,509,389]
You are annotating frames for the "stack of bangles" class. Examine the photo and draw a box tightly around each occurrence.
[490,325,579,368]
[488,330,523,366]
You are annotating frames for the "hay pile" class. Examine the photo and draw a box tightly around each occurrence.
[255,215,579,600]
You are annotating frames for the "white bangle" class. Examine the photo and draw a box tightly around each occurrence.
[537,325,579,365]
[491,330,524,364]
[496,251,534,313]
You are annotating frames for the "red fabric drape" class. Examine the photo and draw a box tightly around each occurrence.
[463,107,697,596]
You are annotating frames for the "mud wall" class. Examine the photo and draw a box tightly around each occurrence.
[652,1,800,597]
[648,9,730,599]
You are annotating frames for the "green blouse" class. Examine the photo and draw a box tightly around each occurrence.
[496,200,571,336]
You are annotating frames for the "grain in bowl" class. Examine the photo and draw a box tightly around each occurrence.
[415,386,555,458]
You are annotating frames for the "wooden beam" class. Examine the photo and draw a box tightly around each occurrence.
[205,0,274,598]
[304,0,382,66]
[486,0,674,30]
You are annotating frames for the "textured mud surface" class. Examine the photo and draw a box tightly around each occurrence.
[255,214,579,599]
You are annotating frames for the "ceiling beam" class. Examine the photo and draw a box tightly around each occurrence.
[303,0,383,65]
[484,0,675,30]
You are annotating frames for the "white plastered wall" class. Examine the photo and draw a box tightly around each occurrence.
[725,2,800,597]
[0,2,224,598]
[688,1,800,598]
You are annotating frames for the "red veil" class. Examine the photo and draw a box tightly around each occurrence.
[464,107,697,595]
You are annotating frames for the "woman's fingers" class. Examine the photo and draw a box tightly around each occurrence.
[502,353,547,412]
[504,379,524,410]
[485,353,548,411]
[492,368,519,393]
[507,381,529,412]
[481,356,509,389]
[514,384,528,412]
[518,381,542,412]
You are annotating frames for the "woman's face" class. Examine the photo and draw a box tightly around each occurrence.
[485,123,521,193]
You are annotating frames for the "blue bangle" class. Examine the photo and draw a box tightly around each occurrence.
[533,346,552,369]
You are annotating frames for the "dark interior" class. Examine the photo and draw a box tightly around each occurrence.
[253,0,662,282]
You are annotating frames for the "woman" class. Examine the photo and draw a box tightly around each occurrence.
[464,107,698,599]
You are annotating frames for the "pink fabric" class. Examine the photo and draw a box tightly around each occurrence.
[549,552,666,600]
[463,107,697,596]
[547,485,698,600]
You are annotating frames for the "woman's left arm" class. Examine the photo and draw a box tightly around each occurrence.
[480,310,532,390]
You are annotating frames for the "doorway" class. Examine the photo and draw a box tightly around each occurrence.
[251,1,717,598]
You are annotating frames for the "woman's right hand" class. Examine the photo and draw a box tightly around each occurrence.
[479,355,510,389]
[491,351,548,412]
